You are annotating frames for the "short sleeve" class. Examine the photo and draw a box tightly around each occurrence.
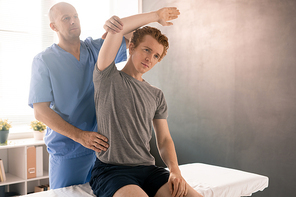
[154,91,168,119]
[28,57,54,108]
[93,61,117,80]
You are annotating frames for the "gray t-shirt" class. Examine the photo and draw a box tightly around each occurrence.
[93,61,168,166]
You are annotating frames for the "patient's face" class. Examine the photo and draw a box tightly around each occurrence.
[130,35,164,74]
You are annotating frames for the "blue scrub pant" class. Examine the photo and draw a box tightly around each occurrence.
[49,152,96,189]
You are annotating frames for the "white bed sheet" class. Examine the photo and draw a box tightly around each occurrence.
[22,163,268,197]
[179,163,268,197]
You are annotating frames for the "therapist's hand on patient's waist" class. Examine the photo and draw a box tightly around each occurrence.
[75,130,109,152]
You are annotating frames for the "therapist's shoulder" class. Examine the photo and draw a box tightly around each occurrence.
[83,37,104,48]
[34,44,57,60]
[32,44,62,68]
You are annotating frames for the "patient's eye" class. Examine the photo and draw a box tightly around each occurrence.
[154,54,160,59]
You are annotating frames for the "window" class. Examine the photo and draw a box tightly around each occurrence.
[0,0,139,136]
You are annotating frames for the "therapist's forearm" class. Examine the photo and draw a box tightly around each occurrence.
[33,102,82,141]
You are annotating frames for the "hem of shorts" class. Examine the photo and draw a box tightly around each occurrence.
[149,180,168,197]
[111,182,141,197]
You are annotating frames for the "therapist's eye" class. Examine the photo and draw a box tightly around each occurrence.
[63,17,70,21]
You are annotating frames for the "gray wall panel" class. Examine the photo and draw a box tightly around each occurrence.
[143,0,296,196]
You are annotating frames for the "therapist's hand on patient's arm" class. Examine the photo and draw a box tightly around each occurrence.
[102,15,123,39]
[76,130,109,153]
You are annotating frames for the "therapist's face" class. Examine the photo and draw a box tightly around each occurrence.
[50,3,81,40]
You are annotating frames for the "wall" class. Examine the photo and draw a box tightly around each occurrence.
[143,0,296,196]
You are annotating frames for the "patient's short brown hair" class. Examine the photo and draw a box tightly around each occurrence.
[130,26,169,61]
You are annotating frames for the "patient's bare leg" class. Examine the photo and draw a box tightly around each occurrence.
[113,185,148,197]
[154,182,204,197]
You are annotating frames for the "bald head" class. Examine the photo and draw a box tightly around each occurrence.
[49,2,76,23]
[48,2,81,42]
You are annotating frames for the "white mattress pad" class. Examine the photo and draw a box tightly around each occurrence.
[22,163,268,197]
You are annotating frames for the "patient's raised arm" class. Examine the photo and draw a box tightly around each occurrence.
[96,7,180,72]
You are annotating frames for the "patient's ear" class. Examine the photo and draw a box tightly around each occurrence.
[129,43,135,55]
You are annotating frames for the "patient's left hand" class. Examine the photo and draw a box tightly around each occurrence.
[168,171,188,197]
[156,7,180,26]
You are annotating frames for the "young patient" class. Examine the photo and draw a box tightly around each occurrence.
[90,7,203,197]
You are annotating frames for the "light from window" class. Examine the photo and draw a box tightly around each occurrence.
[0,0,138,134]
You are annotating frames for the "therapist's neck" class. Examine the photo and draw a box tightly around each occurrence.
[58,37,81,61]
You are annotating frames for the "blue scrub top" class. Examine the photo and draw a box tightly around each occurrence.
[28,37,127,158]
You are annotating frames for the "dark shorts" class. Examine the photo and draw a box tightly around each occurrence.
[90,159,170,197]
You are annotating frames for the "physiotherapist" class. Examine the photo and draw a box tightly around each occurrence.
[28,2,128,189]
